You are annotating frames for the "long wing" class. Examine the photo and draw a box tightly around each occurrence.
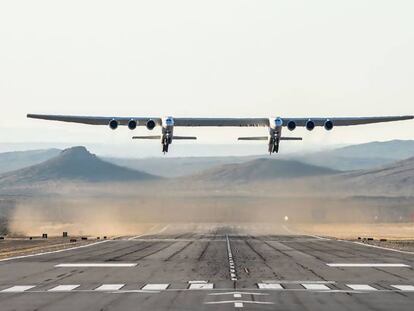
[27,114,269,127]
[27,114,162,126]
[282,116,414,127]
[27,114,413,127]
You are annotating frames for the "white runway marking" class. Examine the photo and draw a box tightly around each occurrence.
[55,263,137,268]
[391,285,414,291]
[282,225,331,240]
[142,284,169,290]
[262,280,336,284]
[346,284,377,291]
[48,285,80,292]
[352,241,414,255]
[95,284,125,291]
[234,293,242,298]
[205,300,274,306]
[302,284,331,290]
[226,234,237,281]
[0,240,110,262]
[189,283,214,290]
[234,302,244,308]
[1,286,36,292]
[208,292,269,296]
[327,263,410,268]
[257,283,283,290]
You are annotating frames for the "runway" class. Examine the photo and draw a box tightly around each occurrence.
[0,224,413,310]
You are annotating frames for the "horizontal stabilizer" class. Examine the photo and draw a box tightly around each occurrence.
[173,136,197,140]
[238,136,268,141]
[280,137,302,141]
[132,136,161,140]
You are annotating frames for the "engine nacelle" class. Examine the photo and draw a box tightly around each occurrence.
[287,120,296,131]
[128,119,137,130]
[109,119,118,130]
[306,119,315,131]
[146,119,156,130]
[324,120,334,131]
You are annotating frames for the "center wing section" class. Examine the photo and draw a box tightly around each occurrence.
[174,118,269,127]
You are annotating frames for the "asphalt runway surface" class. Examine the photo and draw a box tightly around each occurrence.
[0,224,413,310]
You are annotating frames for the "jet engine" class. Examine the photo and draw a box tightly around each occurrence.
[109,119,118,130]
[324,120,334,131]
[305,119,315,131]
[146,119,156,130]
[287,120,296,131]
[128,119,137,130]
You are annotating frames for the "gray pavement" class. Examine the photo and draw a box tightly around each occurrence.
[0,224,413,310]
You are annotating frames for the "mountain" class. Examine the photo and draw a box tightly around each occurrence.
[0,149,61,174]
[106,155,259,177]
[333,140,414,160]
[188,158,339,182]
[0,146,159,185]
[339,156,414,195]
[295,140,414,171]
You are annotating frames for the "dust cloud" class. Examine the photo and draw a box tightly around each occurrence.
[5,180,414,237]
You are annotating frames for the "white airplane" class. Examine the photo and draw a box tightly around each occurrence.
[27,114,413,154]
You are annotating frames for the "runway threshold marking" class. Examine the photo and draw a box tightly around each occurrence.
[1,285,36,292]
[262,280,336,284]
[208,292,269,296]
[141,284,169,290]
[205,300,274,306]
[302,284,331,290]
[391,285,414,291]
[327,263,410,268]
[188,282,213,290]
[55,263,137,268]
[257,283,283,290]
[346,284,377,291]
[95,284,125,291]
[48,285,80,292]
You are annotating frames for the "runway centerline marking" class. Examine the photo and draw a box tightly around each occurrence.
[226,234,237,281]
[55,263,137,268]
[48,285,80,292]
[327,263,410,268]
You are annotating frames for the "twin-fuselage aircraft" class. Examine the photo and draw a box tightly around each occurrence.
[27,114,413,154]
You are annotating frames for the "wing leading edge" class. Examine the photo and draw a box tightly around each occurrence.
[27,114,413,127]
[283,116,414,127]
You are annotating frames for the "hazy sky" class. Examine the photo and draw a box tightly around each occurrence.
[0,1,413,156]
